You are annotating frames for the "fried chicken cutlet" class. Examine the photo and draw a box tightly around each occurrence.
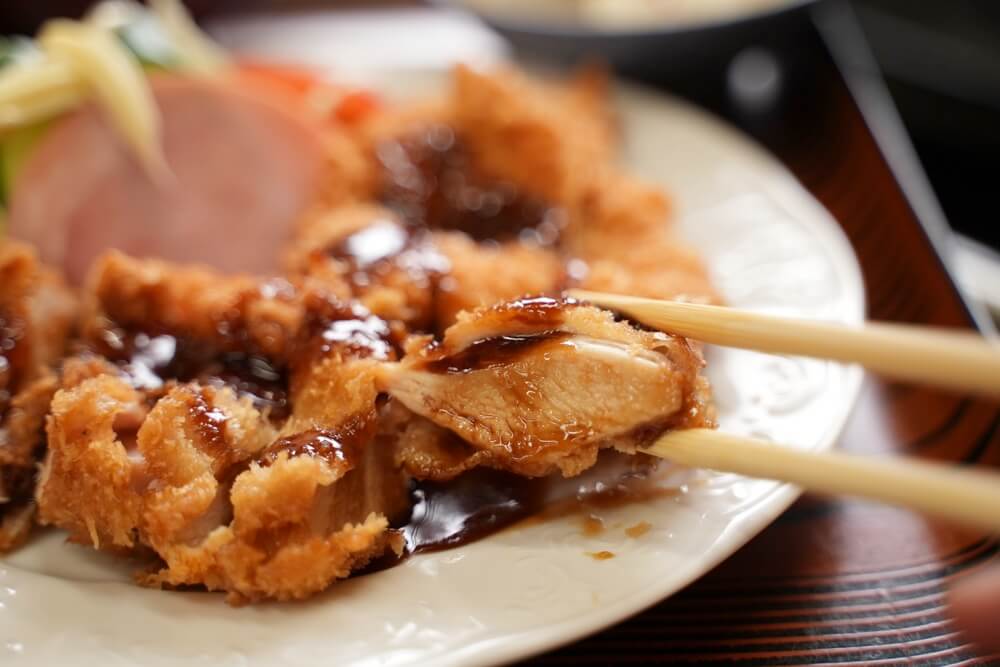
[16,65,721,606]
[36,252,409,603]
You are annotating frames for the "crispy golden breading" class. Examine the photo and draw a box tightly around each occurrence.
[286,204,445,329]
[432,232,565,328]
[82,251,304,362]
[566,170,719,303]
[316,126,378,207]
[452,65,615,205]
[391,405,491,482]
[37,256,410,603]
[0,240,75,551]
[448,66,718,305]
[37,374,147,548]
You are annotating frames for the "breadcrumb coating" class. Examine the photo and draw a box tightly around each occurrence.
[37,255,409,602]
[0,241,75,551]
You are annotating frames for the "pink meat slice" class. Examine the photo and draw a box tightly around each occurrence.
[7,73,326,284]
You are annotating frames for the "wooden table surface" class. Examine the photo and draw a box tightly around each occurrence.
[527,4,1000,665]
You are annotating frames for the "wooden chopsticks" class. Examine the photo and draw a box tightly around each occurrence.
[570,290,1000,397]
[648,429,1000,532]
[569,289,1000,531]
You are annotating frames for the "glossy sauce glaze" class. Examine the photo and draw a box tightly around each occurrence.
[377,124,565,245]
[326,218,449,293]
[421,332,569,374]
[298,298,396,362]
[186,387,231,462]
[92,325,291,420]
[402,468,550,552]
[416,296,579,373]
[259,427,361,468]
[392,451,670,557]
[497,295,577,327]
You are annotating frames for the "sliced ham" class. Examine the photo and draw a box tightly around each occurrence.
[7,73,326,284]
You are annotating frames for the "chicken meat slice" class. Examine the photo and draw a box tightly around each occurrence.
[0,241,76,551]
[379,297,713,478]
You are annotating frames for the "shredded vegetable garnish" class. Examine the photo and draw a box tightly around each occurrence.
[0,1,229,182]
[0,60,85,132]
[38,19,168,181]
[149,0,228,75]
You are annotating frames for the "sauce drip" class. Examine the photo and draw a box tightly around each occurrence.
[422,332,569,374]
[401,469,549,552]
[259,429,357,468]
[94,327,290,420]
[187,387,230,462]
[388,452,671,558]
[377,124,564,244]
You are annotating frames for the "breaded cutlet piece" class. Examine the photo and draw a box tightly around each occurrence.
[79,250,304,362]
[449,66,719,305]
[451,64,616,206]
[568,170,719,304]
[37,253,409,603]
[315,124,378,208]
[0,240,75,551]
[286,204,446,329]
[431,231,565,328]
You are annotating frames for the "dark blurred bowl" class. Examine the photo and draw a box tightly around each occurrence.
[437,0,819,77]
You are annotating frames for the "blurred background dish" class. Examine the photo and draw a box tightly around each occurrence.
[452,0,805,30]
[435,0,817,77]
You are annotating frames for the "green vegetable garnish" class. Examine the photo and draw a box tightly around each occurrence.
[0,120,52,208]
[0,36,39,70]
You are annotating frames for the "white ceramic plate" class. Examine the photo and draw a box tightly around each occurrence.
[0,75,864,666]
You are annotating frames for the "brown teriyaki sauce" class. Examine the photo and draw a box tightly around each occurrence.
[402,469,549,553]
[325,218,449,295]
[93,326,291,420]
[358,451,668,575]
[376,124,566,245]
[421,332,569,374]
[416,296,579,374]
